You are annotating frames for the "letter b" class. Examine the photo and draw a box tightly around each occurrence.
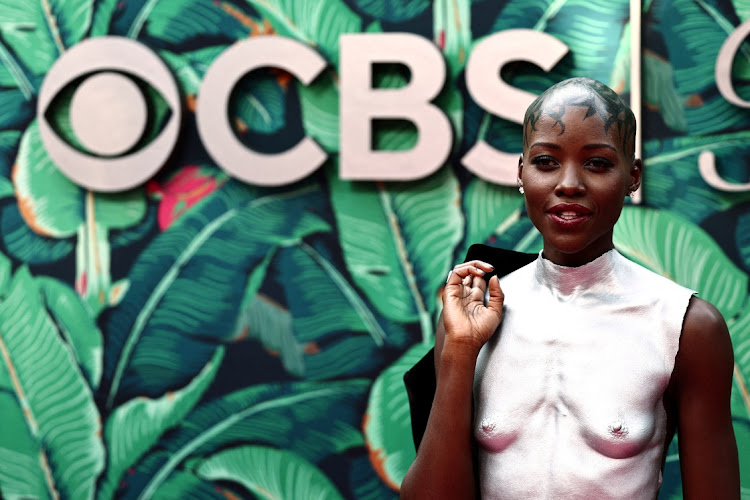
[339,33,452,180]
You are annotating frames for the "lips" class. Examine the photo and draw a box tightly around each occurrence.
[547,203,592,226]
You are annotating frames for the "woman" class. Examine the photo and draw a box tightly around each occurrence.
[400,78,739,499]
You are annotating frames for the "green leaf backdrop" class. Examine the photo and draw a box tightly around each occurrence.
[0,0,748,499]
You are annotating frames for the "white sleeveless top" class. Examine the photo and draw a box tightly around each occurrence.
[474,249,694,499]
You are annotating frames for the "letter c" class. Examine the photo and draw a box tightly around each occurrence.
[197,36,328,186]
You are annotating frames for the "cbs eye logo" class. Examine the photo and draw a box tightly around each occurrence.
[37,36,181,192]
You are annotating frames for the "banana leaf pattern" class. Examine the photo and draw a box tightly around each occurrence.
[0,0,748,498]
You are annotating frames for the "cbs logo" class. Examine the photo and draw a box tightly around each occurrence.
[38,37,182,192]
[38,36,326,192]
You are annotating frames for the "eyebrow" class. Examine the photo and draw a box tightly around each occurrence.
[529,142,561,149]
[529,142,617,152]
[583,143,617,152]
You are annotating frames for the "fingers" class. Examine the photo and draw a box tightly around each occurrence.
[486,274,505,310]
[445,260,494,285]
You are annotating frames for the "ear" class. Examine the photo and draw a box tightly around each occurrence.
[517,155,524,185]
[629,158,642,193]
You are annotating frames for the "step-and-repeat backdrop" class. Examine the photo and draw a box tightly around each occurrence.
[0,0,748,498]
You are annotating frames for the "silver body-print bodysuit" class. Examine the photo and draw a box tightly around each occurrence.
[474,249,694,499]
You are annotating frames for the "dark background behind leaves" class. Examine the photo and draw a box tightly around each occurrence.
[0,0,748,499]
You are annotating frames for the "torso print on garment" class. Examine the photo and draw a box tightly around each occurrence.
[473,250,694,500]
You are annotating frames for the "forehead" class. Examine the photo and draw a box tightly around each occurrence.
[530,105,617,142]
[524,84,631,154]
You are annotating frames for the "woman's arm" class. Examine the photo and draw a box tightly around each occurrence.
[400,261,502,499]
[675,296,739,499]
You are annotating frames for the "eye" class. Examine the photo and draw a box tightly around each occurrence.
[531,155,558,169]
[37,37,181,192]
[585,158,615,171]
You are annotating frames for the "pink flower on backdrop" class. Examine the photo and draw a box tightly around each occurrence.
[147,166,225,231]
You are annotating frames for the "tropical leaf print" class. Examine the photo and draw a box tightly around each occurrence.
[89,0,118,38]
[106,0,246,41]
[328,164,463,341]
[278,242,388,345]
[101,182,330,408]
[196,445,345,499]
[642,131,750,222]
[11,121,147,311]
[350,454,400,500]
[298,69,340,152]
[158,46,226,98]
[0,88,35,131]
[0,0,92,76]
[737,210,750,270]
[434,0,472,78]
[0,129,21,177]
[608,21,630,94]
[135,468,227,500]
[231,72,287,135]
[352,0,430,23]
[460,179,525,258]
[643,50,688,133]
[233,292,306,376]
[0,256,104,500]
[462,96,523,166]
[492,215,545,254]
[14,121,94,238]
[613,206,748,319]
[652,0,746,93]
[137,0,251,44]
[0,203,74,264]
[238,239,404,381]
[146,165,227,231]
[122,379,369,498]
[38,275,103,389]
[489,0,630,84]
[649,0,750,135]
[245,0,362,66]
[734,0,750,22]
[364,342,432,490]
[97,348,224,500]
[0,38,35,93]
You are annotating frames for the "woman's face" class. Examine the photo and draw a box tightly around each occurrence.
[519,103,641,267]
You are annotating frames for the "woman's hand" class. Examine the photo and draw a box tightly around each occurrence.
[442,260,504,353]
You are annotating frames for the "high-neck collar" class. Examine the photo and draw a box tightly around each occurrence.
[534,248,621,300]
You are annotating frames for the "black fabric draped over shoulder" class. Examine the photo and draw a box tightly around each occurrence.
[402,244,537,450]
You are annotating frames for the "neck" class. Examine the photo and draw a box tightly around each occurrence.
[541,241,615,268]
[535,248,620,299]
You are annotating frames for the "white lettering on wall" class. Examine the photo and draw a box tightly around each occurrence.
[37,36,181,192]
[702,19,750,192]
[463,30,568,185]
[698,151,750,192]
[339,33,452,180]
[716,19,750,109]
[197,36,328,186]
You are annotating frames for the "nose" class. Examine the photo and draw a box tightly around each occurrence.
[555,164,586,197]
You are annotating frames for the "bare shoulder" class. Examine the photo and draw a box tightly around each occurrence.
[675,296,734,387]
[672,297,740,498]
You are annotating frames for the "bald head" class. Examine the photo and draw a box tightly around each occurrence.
[523,77,637,160]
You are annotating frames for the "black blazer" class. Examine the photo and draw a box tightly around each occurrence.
[403,244,537,450]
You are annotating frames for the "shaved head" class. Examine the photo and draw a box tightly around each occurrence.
[523,77,636,160]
